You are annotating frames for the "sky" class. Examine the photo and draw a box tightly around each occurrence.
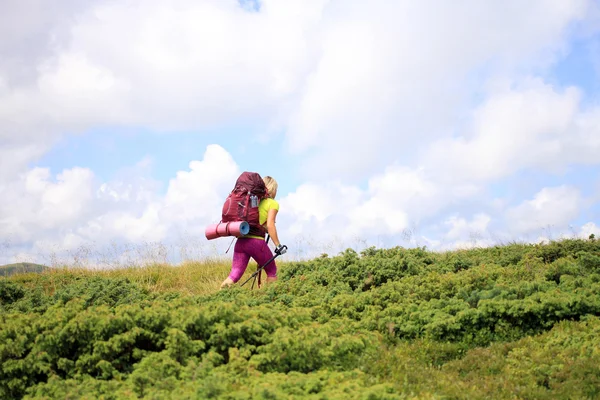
[1,0,599,267]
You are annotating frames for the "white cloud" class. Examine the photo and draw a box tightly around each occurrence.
[580,222,599,239]
[0,144,239,264]
[285,0,593,180]
[159,144,240,233]
[85,144,240,245]
[89,206,166,244]
[1,0,597,180]
[424,79,600,184]
[0,166,95,243]
[1,1,599,264]
[0,0,328,174]
[505,186,582,234]
[0,143,596,265]
[281,182,363,226]
[277,164,487,257]
[37,168,95,228]
[0,0,97,85]
[444,213,492,241]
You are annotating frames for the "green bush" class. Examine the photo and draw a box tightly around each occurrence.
[0,281,25,305]
[2,238,600,399]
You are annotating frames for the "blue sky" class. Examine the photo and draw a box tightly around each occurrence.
[36,130,309,204]
[553,35,599,94]
[1,0,600,266]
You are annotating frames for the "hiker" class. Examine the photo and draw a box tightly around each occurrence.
[220,176,286,289]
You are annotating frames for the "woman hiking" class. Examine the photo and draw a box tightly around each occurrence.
[220,176,286,289]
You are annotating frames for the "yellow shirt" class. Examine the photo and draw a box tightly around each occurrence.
[246,198,279,239]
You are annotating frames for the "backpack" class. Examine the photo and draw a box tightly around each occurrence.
[221,171,268,238]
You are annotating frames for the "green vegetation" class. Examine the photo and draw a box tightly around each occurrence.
[1,238,600,399]
[0,263,48,277]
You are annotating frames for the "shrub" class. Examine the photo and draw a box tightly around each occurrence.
[2,238,600,399]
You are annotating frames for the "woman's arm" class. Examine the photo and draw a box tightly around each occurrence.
[266,208,281,246]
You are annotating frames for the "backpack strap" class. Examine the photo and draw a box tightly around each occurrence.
[225,237,235,254]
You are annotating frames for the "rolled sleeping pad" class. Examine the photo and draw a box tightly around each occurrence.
[205,221,250,240]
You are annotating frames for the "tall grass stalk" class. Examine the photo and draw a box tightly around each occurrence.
[11,258,291,297]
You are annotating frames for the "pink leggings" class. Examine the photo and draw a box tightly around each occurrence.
[229,238,277,282]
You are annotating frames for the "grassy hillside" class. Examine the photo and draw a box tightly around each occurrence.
[0,263,48,277]
[1,238,599,399]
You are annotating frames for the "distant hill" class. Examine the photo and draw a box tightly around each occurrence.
[0,262,49,277]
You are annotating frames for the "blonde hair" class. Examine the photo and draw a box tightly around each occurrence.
[263,176,278,198]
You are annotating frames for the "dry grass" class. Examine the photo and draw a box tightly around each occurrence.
[13,257,292,297]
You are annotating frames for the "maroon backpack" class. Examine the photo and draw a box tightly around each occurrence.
[221,171,268,238]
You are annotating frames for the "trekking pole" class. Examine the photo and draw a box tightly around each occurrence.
[240,253,279,289]
[240,246,287,288]
[258,235,270,287]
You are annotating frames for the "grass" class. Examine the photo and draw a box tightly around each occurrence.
[6,257,293,297]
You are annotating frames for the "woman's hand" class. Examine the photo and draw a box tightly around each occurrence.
[275,244,287,255]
